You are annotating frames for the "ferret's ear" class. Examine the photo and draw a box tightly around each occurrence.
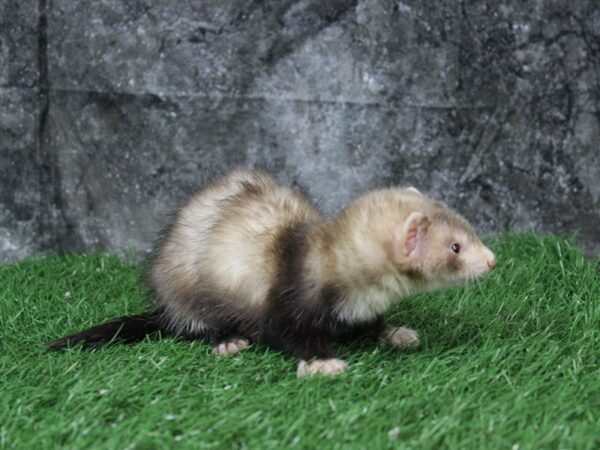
[393,212,431,258]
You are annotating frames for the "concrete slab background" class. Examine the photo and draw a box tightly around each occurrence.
[1,0,598,260]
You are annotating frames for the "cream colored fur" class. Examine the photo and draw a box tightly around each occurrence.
[383,326,420,348]
[151,169,321,319]
[212,338,251,355]
[151,170,495,333]
[297,358,348,377]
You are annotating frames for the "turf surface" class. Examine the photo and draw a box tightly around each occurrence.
[1,234,598,449]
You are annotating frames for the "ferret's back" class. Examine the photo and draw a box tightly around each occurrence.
[150,170,321,313]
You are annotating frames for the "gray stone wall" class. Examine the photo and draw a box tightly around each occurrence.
[1,0,599,261]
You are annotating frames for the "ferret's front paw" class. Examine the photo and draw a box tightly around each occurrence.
[297,358,348,377]
[212,338,250,355]
[385,327,420,348]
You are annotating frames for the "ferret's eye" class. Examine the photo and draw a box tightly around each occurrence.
[450,243,461,254]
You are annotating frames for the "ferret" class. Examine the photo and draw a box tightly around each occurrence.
[48,169,496,376]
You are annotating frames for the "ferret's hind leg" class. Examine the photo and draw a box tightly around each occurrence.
[212,337,251,355]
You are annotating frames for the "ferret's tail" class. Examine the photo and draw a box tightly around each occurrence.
[46,308,167,349]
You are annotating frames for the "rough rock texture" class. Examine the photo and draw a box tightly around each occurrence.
[0,0,40,259]
[1,0,599,261]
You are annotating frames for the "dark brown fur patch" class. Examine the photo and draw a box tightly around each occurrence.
[446,254,464,272]
[259,222,377,360]
[47,308,168,349]
[399,266,426,281]
[240,180,264,197]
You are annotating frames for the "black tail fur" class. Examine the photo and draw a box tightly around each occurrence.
[46,308,166,349]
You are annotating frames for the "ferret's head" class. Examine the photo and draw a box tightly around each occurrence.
[388,193,495,289]
[332,188,495,293]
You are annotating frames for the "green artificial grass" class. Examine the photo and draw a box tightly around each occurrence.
[0,234,598,449]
